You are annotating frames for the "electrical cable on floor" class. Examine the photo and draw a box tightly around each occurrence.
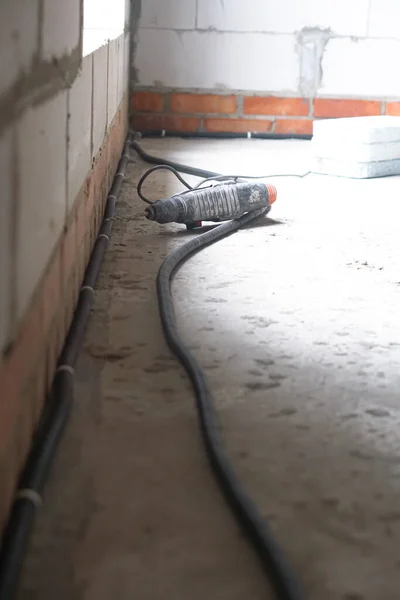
[137,164,194,204]
[139,130,313,141]
[132,140,309,205]
[131,138,307,600]
[0,132,308,600]
[0,134,133,600]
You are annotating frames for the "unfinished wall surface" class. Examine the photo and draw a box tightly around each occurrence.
[132,0,400,134]
[0,0,130,531]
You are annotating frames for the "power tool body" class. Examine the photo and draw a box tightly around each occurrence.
[144,181,277,229]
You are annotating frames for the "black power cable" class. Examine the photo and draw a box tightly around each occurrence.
[0,135,133,600]
[131,139,306,600]
[137,164,193,204]
[0,133,307,600]
[132,140,309,205]
[139,131,313,141]
[132,140,220,179]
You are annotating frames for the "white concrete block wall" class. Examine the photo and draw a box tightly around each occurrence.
[368,0,400,38]
[92,45,109,157]
[0,0,39,97]
[123,33,130,99]
[197,0,369,37]
[68,54,93,210]
[321,38,400,98]
[135,0,400,98]
[107,39,120,126]
[136,29,298,92]
[140,0,196,29]
[117,36,125,105]
[0,0,131,354]
[16,93,68,321]
[42,0,81,61]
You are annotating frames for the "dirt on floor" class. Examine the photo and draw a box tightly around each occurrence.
[17,138,400,600]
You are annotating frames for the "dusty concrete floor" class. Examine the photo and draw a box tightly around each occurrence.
[18,138,400,600]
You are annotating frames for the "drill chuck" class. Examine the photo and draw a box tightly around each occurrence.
[145,182,277,225]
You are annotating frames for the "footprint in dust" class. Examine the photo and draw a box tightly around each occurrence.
[248,369,263,377]
[254,358,275,367]
[269,373,287,381]
[269,407,297,417]
[365,407,391,418]
[245,381,281,391]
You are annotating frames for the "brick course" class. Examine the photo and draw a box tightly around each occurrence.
[386,102,400,116]
[243,96,309,116]
[313,98,381,118]
[170,93,237,115]
[131,90,398,135]
[204,118,273,133]
[275,118,313,135]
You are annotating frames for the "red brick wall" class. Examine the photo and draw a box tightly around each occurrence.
[131,91,399,135]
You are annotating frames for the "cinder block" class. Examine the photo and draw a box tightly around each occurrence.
[92,44,108,157]
[123,34,131,96]
[140,0,196,29]
[320,37,400,98]
[368,0,400,38]
[68,54,93,211]
[125,0,131,30]
[197,0,369,36]
[0,128,13,352]
[107,38,119,126]
[117,35,125,105]
[16,92,68,322]
[42,0,80,61]
[135,30,298,92]
[0,0,39,97]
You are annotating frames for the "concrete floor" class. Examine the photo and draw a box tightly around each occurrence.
[18,138,400,600]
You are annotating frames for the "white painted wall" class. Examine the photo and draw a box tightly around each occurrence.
[135,0,400,98]
[0,0,131,354]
